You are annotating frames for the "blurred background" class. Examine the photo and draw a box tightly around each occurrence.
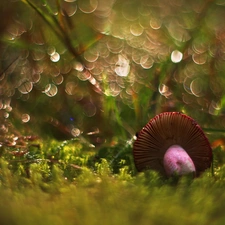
[0,0,225,147]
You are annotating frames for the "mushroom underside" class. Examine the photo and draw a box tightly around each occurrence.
[133,112,212,176]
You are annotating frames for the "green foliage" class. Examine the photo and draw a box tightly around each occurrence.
[0,138,222,225]
[92,140,135,174]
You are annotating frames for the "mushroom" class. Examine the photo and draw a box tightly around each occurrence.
[133,112,212,177]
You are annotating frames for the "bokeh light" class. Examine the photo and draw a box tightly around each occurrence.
[171,50,183,63]
[50,52,60,62]
[44,84,58,97]
[22,114,30,123]
[18,81,33,94]
[71,128,81,137]
[115,55,130,77]
[1,0,225,140]
[78,0,98,13]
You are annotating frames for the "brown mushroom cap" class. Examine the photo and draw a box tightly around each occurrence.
[133,112,212,176]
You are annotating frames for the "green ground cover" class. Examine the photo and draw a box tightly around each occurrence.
[0,139,224,225]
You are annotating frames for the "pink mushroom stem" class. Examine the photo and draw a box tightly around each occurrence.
[163,145,196,176]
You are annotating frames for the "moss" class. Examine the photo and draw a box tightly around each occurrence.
[0,139,223,225]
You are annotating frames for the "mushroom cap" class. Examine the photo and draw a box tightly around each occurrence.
[133,112,212,176]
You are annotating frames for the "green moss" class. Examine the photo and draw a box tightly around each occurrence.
[0,139,223,225]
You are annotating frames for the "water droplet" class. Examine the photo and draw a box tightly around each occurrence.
[62,2,77,17]
[84,50,99,62]
[18,81,33,94]
[150,18,162,30]
[192,53,207,65]
[73,62,84,71]
[47,46,56,56]
[52,75,64,85]
[32,51,46,61]
[140,55,154,69]
[159,84,172,98]
[171,50,183,63]
[183,77,193,94]
[109,82,121,96]
[0,124,8,134]
[77,70,91,81]
[83,102,96,117]
[190,78,204,97]
[91,65,104,75]
[4,112,9,118]
[209,100,221,115]
[5,106,12,112]
[31,73,41,83]
[65,81,77,95]
[50,52,60,62]
[71,128,81,137]
[44,84,58,97]
[22,114,30,123]
[182,94,193,105]
[122,2,139,21]
[115,55,130,77]
[130,23,144,36]
[78,0,98,13]
[107,38,124,54]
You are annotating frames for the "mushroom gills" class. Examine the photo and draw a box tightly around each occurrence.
[163,145,196,176]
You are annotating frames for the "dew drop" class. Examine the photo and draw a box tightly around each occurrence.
[171,50,183,63]
[209,100,221,115]
[44,84,58,97]
[159,84,172,98]
[73,62,84,71]
[71,128,81,137]
[130,23,144,36]
[84,50,99,62]
[150,18,162,30]
[62,2,77,16]
[18,81,33,94]
[115,55,130,77]
[77,70,91,81]
[47,46,56,56]
[83,102,96,117]
[109,82,121,97]
[190,78,204,97]
[22,114,30,123]
[4,112,9,118]
[78,0,98,13]
[32,51,46,61]
[31,73,41,83]
[122,2,139,21]
[140,55,154,69]
[65,81,77,95]
[52,75,64,85]
[50,52,60,62]
[192,53,207,65]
